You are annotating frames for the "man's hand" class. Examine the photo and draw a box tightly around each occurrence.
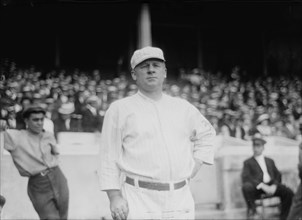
[268,184,277,195]
[0,120,8,131]
[106,190,129,220]
[260,184,277,196]
[258,183,269,194]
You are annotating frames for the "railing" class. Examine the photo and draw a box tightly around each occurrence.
[0,133,300,219]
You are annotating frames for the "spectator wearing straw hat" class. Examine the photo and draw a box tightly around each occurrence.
[220,110,246,140]
[53,102,82,138]
[81,95,103,132]
[255,113,273,136]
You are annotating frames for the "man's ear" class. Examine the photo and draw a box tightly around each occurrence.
[131,70,137,81]
[164,68,167,78]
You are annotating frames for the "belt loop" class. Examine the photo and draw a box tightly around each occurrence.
[169,182,174,191]
[134,177,139,189]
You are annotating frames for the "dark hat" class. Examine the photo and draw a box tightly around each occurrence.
[252,133,267,145]
[22,105,46,119]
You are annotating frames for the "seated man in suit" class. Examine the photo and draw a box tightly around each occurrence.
[241,133,294,220]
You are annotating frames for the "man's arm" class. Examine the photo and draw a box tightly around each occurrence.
[241,160,263,187]
[269,159,282,184]
[190,107,216,166]
[0,120,8,131]
[98,104,128,219]
[191,158,204,178]
[0,119,18,151]
[99,104,122,190]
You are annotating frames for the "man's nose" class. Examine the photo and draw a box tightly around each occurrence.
[147,65,155,73]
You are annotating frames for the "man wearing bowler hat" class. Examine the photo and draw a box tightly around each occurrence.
[0,105,69,219]
[241,133,293,220]
[99,46,216,220]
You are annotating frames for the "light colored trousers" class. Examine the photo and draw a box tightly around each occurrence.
[121,182,195,220]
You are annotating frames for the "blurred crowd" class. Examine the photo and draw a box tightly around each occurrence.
[1,62,301,141]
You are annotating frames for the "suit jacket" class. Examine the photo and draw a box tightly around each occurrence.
[241,156,282,187]
[53,115,82,139]
[81,108,103,132]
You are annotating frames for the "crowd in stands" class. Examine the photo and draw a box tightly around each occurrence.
[1,62,301,141]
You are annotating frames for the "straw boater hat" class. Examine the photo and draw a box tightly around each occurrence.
[58,103,75,115]
[257,114,270,124]
[86,95,98,104]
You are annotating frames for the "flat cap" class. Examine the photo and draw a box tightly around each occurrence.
[130,46,165,69]
[22,105,46,119]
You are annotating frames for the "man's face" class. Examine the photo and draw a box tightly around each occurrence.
[89,101,98,109]
[25,113,44,134]
[131,59,167,93]
[22,99,31,109]
[252,140,265,156]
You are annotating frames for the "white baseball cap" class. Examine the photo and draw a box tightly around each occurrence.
[130,46,165,69]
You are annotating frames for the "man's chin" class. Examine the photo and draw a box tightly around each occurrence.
[29,128,43,134]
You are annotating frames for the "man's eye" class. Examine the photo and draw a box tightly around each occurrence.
[153,62,162,67]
